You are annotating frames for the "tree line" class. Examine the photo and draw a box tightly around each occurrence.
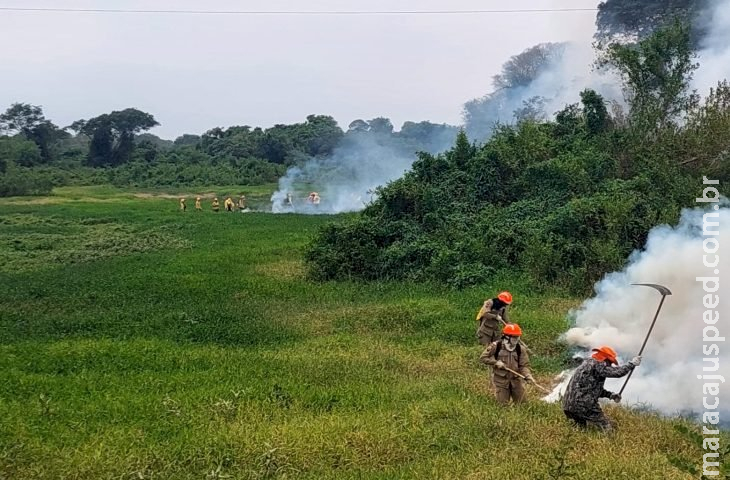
[0,102,457,196]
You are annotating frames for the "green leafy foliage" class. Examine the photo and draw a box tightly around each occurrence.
[305,23,730,293]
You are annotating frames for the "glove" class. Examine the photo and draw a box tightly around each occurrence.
[525,374,535,384]
[610,393,621,403]
[494,360,505,369]
[628,355,642,367]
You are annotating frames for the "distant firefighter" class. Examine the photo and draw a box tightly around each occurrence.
[285,192,293,207]
[238,195,247,212]
[212,197,220,212]
[179,197,186,212]
[195,196,202,211]
[224,197,235,212]
[308,192,321,206]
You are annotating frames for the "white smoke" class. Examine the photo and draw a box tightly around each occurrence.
[271,133,430,214]
[546,204,728,417]
[513,42,624,122]
[694,0,730,93]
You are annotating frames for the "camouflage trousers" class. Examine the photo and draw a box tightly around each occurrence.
[564,408,613,431]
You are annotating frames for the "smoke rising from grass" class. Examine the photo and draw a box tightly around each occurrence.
[271,134,415,214]
[547,205,728,417]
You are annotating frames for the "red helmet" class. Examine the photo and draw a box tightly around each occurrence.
[497,291,513,304]
[502,323,522,337]
[592,346,618,365]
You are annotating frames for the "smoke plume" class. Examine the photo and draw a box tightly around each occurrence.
[547,204,728,417]
[694,0,730,93]
[271,133,416,214]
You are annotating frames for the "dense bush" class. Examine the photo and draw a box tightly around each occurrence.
[305,25,730,293]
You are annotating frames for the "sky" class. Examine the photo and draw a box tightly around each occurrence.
[0,0,600,139]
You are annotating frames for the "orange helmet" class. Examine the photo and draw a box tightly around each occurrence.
[502,323,522,337]
[497,291,513,304]
[592,346,618,365]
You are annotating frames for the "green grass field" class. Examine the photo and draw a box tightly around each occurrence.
[0,186,711,479]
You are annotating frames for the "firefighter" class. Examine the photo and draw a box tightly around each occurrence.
[238,195,247,212]
[195,196,202,211]
[212,197,220,212]
[562,346,641,432]
[480,323,534,405]
[179,197,186,212]
[224,197,235,212]
[476,291,512,346]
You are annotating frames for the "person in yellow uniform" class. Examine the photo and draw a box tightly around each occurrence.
[179,197,186,212]
[224,197,235,212]
[238,195,247,212]
[212,197,220,212]
[195,196,202,211]
[476,291,513,346]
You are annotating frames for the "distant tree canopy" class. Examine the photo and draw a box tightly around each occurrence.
[595,0,710,45]
[0,103,68,164]
[492,43,566,90]
[463,43,565,140]
[200,114,343,165]
[72,108,159,167]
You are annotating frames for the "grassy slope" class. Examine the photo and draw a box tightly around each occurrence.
[0,186,706,479]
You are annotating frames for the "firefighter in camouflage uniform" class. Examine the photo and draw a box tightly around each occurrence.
[562,346,642,431]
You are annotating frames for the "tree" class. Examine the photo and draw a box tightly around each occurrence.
[135,133,173,150]
[397,121,459,154]
[580,89,611,135]
[513,96,547,122]
[367,117,394,135]
[492,43,566,90]
[77,108,159,166]
[173,134,201,147]
[0,103,67,164]
[595,0,709,46]
[0,136,42,168]
[0,103,45,134]
[447,129,475,168]
[259,125,296,164]
[599,21,699,133]
[348,119,369,132]
[302,115,343,156]
[463,43,565,141]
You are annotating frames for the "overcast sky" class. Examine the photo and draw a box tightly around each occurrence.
[0,0,600,139]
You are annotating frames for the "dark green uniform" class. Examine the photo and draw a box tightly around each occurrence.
[562,358,634,431]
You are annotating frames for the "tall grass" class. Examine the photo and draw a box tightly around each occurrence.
[0,187,718,479]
